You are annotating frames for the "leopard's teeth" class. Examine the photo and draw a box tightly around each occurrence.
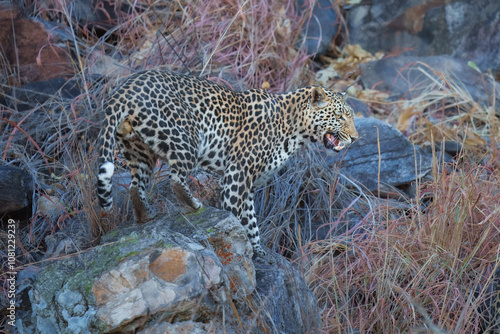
[326,133,339,146]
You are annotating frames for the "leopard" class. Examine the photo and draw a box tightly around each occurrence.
[97,70,358,258]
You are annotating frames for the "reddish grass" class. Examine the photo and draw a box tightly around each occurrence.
[308,158,500,333]
[144,0,314,91]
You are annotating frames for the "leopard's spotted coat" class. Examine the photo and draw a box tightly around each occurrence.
[97,70,358,258]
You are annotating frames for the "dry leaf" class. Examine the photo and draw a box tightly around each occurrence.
[397,108,419,132]
[333,44,384,75]
[345,0,363,5]
[464,131,487,146]
[356,89,389,102]
[315,64,338,86]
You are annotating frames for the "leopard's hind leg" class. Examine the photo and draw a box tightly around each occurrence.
[131,120,202,212]
[117,131,158,223]
[169,159,202,211]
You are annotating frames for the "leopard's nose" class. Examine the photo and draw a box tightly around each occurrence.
[351,135,358,142]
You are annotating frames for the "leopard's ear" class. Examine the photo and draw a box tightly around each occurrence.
[311,87,328,109]
[339,91,347,100]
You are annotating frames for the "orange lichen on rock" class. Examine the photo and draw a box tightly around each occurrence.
[209,234,234,266]
[149,248,188,283]
[227,275,237,292]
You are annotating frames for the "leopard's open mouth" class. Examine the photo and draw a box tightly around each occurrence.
[323,131,345,151]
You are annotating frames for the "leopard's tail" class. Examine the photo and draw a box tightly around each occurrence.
[97,103,126,212]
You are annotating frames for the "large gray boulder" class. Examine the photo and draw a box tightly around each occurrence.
[15,207,321,333]
[360,55,500,108]
[296,0,340,55]
[346,0,500,74]
[253,258,321,333]
[328,117,434,196]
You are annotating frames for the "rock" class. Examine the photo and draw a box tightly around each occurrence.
[360,55,500,108]
[137,320,223,334]
[346,0,500,75]
[0,4,73,84]
[37,195,64,219]
[7,266,40,334]
[327,117,434,195]
[67,0,122,29]
[1,77,94,112]
[43,216,92,259]
[296,0,340,55]
[474,266,500,333]
[35,0,144,33]
[347,97,371,118]
[27,208,244,333]
[161,208,256,300]
[86,51,132,78]
[253,256,322,333]
[0,165,34,220]
[18,207,320,333]
[436,141,463,159]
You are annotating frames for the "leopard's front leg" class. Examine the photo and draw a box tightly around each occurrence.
[221,167,265,259]
[240,192,266,258]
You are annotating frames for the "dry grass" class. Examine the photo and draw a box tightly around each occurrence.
[306,159,500,333]
[1,0,499,332]
[134,0,315,90]
[300,56,500,333]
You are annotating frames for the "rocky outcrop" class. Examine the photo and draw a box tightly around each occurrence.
[296,0,340,55]
[346,0,500,75]
[15,207,321,333]
[0,4,73,84]
[253,258,321,333]
[1,77,88,112]
[360,55,500,108]
[328,117,434,198]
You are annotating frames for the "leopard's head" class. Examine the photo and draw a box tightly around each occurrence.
[307,87,358,152]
